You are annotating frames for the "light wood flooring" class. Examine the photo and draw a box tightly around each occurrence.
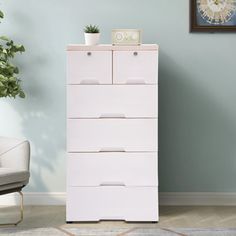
[1,206,236,228]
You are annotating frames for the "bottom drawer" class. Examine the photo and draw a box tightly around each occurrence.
[66,186,159,222]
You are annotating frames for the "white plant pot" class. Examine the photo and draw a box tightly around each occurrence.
[84,33,100,45]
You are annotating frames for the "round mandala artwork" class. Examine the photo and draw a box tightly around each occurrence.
[197,0,236,24]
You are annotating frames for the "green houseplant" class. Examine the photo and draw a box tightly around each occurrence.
[0,10,25,98]
[84,24,100,46]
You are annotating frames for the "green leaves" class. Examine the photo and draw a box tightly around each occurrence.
[0,10,26,98]
[0,36,9,41]
[0,75,25,98]
[84,24,100,33]
[0,10,4,22]
[0,59,25,98]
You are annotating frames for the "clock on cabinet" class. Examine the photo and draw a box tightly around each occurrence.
[190,0,236,32]
[112,29,141,45]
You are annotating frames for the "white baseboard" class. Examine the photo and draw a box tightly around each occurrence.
[0,192,66,206]
[160,192,236,206]
[1,192,236,206]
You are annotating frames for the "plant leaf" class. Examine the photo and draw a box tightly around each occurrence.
[0,35,10,41]
[19,90,25,98]
[0,10,4,19]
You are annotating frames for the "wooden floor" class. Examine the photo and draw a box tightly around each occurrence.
[1,206,236,228]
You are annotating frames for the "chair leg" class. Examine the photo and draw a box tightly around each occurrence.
[0,191,24,227]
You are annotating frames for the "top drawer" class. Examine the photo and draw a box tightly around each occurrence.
[113,51,158,84]
[67,51,112,84]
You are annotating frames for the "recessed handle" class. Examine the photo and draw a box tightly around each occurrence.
[100,182,126,186]
[126,78,146,84]
[100,216,124,220]
[99,147,125,152]
[133,51,138,56]
[80,79,99,84]
[87,52,92,56]
[99,113,126,119]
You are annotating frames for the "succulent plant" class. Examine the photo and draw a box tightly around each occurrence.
[84,24,100,34]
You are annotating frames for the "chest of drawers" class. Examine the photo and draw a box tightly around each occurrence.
[66,44,159,222]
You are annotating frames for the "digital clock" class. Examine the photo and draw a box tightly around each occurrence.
[112,29,142,45]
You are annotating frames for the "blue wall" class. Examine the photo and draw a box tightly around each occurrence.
[0,0,236,192]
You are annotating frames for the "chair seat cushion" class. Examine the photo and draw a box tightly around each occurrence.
[0,168,30,186]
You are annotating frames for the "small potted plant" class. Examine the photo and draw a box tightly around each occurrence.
[84,24,100,46]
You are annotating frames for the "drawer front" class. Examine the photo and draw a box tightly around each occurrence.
[67,119,157,152]
[67,85,157,118]
[67,51,112,84]
[113,51,158,84]
[66,186,159,222]
[67,152,158,187]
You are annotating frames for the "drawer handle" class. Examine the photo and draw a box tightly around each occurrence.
[133,52,138,56]
[126,78,146,84]
[100,216,124,220]
[80,79,99,84]
[99,113,126,119]
[87,52,92,56]
[100,182,126,186]
[99,148,125,152]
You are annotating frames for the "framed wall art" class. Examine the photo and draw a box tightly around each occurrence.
[190,0,236,32]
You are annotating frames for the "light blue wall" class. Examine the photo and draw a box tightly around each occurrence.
[0,0,236,192]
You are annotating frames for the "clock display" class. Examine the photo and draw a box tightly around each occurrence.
[197,0,236,24]
[112,29,141,45]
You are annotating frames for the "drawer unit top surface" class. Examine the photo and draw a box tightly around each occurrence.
[67,44,158,51]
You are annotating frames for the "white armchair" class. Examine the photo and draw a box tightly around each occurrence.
[0,137,30,226]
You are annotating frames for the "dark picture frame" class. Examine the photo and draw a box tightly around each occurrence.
[190,0,236,32]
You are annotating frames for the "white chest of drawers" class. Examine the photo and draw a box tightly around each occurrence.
[66,44,159,222]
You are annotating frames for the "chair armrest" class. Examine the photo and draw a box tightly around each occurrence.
[0,137,30,171]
